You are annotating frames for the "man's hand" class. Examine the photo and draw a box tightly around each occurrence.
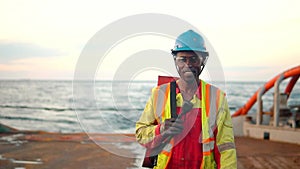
[160,118,183,137]
[160,101,193,136]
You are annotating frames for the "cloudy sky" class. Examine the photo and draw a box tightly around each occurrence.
[0,0,299,81]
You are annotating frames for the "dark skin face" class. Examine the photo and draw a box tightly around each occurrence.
[174,51,206,84]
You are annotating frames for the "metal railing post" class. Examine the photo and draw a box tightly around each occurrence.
[257,87,265,125]
[274,75,284,127]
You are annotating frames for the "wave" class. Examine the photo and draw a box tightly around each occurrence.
[0,105,144,112]
[0,115,77,124]
[0,105,73,112]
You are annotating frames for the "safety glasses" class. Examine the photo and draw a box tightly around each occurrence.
[175,55,205,66]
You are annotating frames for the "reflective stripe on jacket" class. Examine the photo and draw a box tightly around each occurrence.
[136,80,237,169]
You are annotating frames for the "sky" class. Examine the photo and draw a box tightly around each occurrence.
[0,0,299,81]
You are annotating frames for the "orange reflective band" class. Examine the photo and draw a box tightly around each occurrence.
[203,150,213,156]
[200,161,204,169]
[205,84,210,117]
[161,84,170,120]
[202,137,215,143]
[216,89,220,111]
[161,150,171,156]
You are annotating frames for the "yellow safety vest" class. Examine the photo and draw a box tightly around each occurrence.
[136,80,237,169]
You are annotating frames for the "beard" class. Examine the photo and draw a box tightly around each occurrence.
[181,67,200,83]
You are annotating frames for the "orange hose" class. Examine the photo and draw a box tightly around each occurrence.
[232,65,300,117]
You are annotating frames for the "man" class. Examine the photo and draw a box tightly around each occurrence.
[136,30,237,169]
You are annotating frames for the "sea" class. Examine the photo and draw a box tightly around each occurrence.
[0,80,299,133]
[0,80,299,168]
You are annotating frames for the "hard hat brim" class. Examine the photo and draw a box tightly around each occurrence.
[171,48,209,57]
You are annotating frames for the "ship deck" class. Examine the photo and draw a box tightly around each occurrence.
[0,132,299,169]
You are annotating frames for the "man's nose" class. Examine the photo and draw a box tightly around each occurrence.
[185,58,193,66]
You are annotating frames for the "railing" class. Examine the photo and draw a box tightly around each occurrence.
[232,65,300,123]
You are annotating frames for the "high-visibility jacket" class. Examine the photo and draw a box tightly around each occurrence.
[136,80,237,169]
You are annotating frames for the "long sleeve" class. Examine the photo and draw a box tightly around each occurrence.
[215,98,237,169]
[135,88,164,149]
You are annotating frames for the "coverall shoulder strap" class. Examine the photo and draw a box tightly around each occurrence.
[170,81,177,119]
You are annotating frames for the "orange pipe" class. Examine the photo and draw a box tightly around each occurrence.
[285,75,299,98]
[232,65,300,117]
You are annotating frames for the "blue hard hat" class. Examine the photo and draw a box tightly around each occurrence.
[171,30,208,56]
